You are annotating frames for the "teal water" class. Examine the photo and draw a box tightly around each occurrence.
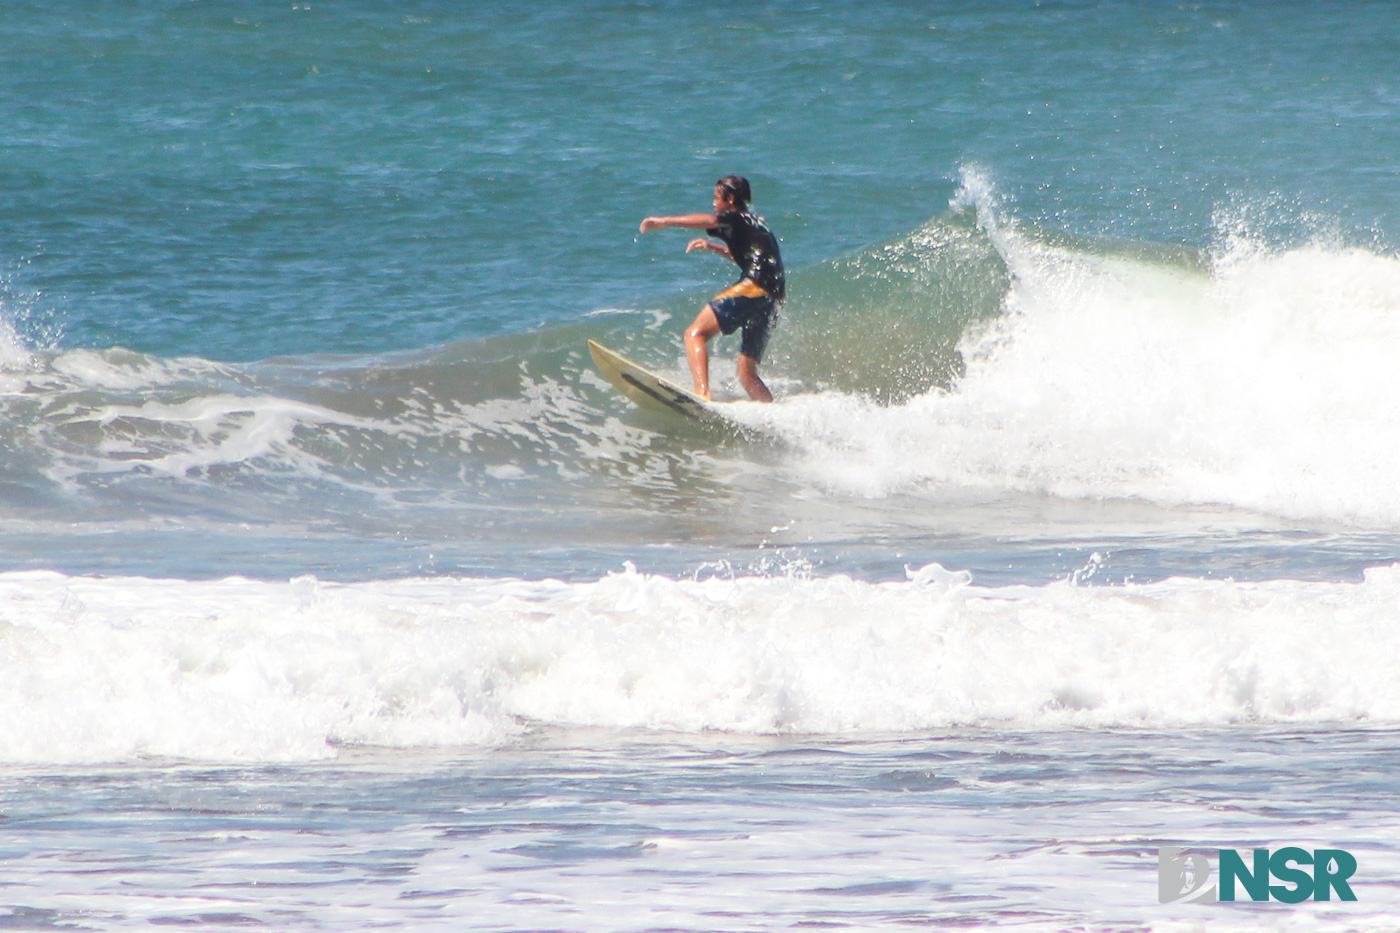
[4,3,1400,929]
[6,2,1398,362]
[4,1,1400,581]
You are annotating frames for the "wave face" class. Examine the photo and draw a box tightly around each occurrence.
[3,563,1399,763]
[5,171,1400,576]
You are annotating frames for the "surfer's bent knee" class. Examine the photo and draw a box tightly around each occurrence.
[688,305,720,341]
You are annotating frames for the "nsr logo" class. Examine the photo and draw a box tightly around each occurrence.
[1159,847,1358,904]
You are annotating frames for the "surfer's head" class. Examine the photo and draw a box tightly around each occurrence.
[715,175,751,210]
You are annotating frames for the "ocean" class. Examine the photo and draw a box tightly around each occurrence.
[2,1,1399,929]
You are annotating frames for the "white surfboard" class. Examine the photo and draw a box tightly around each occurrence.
[587,339,731,424]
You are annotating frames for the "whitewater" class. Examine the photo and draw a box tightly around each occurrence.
[5,166,1400,925]
[724,174,1400,531]
[6,182,1400,928]
[6,1,1400,928]
[3,563,1400,764]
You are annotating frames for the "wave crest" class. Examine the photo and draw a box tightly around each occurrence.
[2,564,1397,763]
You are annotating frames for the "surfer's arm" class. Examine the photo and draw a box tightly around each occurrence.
[638,213,718,233]
[685,238,732,261]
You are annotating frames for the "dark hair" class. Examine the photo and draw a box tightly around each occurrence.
[716,175,751,209]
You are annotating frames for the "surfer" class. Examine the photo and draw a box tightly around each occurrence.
[639,175,784,402]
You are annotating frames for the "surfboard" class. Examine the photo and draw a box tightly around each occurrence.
[587,339,730,424]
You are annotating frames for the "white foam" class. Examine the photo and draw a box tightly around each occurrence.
[48,347,240,391]
[730,173,1400,528]
[2,564,1399,764]
[33,391,374,486]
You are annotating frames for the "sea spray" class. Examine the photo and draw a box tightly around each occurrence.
[777,169,1008,402]
[0,308,34,375]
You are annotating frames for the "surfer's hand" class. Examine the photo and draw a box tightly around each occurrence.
[639,217,665,233]
[685,238,711,254]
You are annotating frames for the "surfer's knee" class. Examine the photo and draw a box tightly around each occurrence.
[687,306,720,342]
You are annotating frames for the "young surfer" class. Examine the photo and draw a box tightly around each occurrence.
[639,175,784,402]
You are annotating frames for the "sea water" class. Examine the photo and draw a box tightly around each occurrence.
[3,1,1400,929]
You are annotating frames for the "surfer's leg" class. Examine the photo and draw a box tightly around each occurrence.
[685,305,723,400]
[736,354,772,403]
[734,301,774,403]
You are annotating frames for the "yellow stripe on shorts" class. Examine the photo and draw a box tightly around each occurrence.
[714,279,767,300]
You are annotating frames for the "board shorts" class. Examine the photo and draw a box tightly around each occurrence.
[709,279,779,362]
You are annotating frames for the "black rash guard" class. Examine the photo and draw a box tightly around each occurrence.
[707,210,785,300]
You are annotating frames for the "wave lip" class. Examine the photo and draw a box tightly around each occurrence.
[2,564,1397,764]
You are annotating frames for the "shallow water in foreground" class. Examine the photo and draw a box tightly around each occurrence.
[3,728,1395,931]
